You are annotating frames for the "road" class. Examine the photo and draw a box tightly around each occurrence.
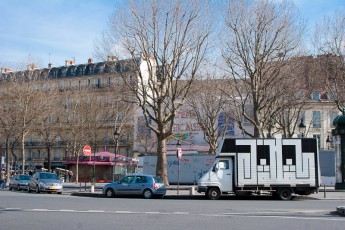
[1,190,344,230]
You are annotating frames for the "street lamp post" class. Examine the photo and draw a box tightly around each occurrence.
[298,118,306,137]
[113,128,120,182]
[326,135,331,150]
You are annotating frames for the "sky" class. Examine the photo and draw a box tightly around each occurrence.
[0,0,344,70]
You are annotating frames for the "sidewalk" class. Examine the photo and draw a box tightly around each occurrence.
[62,182,345,200]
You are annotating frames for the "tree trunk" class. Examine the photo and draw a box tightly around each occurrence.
[156,133,169,186]
[5,139,10,186]
[47,145,51,172]
[21,133,25,174]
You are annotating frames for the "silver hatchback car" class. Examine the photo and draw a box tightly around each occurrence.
[28,172,63,194]
[9,174,31,191]
[103,174,166,199]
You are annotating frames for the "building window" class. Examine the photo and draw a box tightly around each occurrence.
[330,111,338,128]
[59,81,64,90]
[87,79,92,87]
[97,78,102,88]
[312,111,321,128]
[28,151,33,160]
[311,92,320,101]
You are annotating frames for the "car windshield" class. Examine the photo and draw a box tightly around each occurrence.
[39,173,58,180]
[19,175,31,180]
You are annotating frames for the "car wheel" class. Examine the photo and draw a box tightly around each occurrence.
[9,186,12,191]
[105,188,115,198]
[143,189,153,199]
[17,185,21,191]
[206,187,221,200]
[277,188,292,200]
[35,185,40,193]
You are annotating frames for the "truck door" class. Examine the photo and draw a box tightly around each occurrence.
[216,158,233,192]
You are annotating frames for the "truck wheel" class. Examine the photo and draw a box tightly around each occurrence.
[277,188,292,200]
[206,187,221,200]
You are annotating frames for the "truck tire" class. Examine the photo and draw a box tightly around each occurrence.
[277,188,292,200]
[206,187,221,200]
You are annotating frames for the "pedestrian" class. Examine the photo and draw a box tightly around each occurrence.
[68,170,73,182]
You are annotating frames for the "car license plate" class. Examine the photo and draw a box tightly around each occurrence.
[50,186,58,190]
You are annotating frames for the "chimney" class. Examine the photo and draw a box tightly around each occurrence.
[88,58,93,63]
[107,55,118,61]
[1,67,12,73]
[27,63,38,70]
[48,63,52,68]
[65,60,75,66]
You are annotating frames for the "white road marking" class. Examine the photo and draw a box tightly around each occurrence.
[1,208,344,222]
[173,212,189,214]
[115,211,134,213]
[86,210,106,213]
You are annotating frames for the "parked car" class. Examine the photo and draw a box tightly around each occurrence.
[27,172,63,194]
[9,174,31,191]
[103,174,166,199]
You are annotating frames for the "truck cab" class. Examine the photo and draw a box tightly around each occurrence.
[197,138,320,200]
[197,157,234,199]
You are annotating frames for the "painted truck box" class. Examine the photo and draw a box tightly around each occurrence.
[197,138,320,200]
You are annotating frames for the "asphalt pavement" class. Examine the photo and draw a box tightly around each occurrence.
[61,182,345,216]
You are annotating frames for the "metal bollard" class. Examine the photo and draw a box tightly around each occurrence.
[324,184,326,198]
[189,186,195,195]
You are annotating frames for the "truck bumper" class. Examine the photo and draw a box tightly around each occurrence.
[197,186,207,193]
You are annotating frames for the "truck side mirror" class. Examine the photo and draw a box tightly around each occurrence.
[212,165,218,172]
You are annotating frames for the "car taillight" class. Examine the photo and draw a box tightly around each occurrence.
[154,183,158,190]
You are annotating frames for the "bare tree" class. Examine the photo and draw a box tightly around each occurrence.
[36,84,59,172]
[186,76,230,154]
[4,72,50,174]
[0,82,20,184]
[271,58,313,137]
[95,0,212,185]
[221,0,305,137]
[313,10,345,112]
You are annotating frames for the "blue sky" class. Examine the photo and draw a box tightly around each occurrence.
[0,0,344,70]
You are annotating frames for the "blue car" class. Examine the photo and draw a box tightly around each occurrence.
[103,174,166,199]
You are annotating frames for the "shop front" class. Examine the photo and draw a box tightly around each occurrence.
[64,151,138,183]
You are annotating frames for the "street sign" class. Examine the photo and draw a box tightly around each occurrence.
[177,147,182,159]
[83,145,91,156]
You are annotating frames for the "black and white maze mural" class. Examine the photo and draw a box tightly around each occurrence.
[220,138,319,187]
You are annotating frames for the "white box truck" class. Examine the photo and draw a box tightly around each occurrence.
[197,138,320,200]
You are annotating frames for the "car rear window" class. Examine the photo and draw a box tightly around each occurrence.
[153,177,163,183]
